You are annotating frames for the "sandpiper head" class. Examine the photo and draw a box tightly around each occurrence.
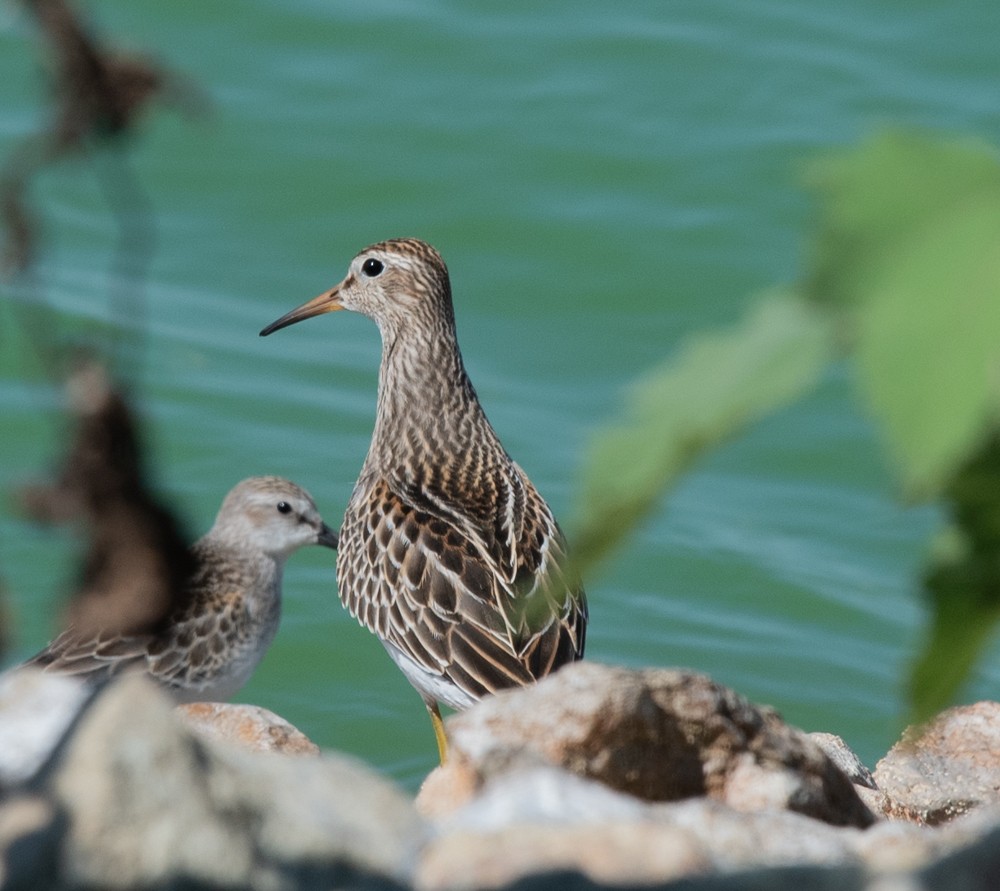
[211,476,338,557]
[260,238,453,339]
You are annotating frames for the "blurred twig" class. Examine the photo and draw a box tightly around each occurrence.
[16,357,194,638]
[1,0,205,374]
[0,1,205,658]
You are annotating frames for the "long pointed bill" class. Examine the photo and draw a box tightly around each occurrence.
[317,522,339,550]
[259,286,343,336]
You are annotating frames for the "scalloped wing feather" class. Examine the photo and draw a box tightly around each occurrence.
[26,628,154,680]
[338,473,586,703]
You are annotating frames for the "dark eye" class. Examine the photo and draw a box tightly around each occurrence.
[276,501,292,515]
[362,258,384,277]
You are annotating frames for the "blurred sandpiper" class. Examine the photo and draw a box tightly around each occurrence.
[27,476,338,702]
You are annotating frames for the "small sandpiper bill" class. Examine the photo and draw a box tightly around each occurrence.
[261,238,588,761]
[27,476,338,702]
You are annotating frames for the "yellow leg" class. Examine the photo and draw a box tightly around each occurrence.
[428,702,449,764]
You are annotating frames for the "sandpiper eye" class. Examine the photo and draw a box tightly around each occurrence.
[362,258,384,277]
[276,501,292,515]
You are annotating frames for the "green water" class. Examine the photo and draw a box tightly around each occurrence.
[1,1,998,786]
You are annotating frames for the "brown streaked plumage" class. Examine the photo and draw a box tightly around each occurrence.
[25,476,338,702]
[261,238,587,761]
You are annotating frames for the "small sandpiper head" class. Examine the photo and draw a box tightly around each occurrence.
[259,238,454,342]
[210,476,338,558]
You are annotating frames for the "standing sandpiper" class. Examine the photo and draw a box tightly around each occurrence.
[261,238,587,761]
[27,476,338,702]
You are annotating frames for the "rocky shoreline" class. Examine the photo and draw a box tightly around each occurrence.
[1,661,998,890]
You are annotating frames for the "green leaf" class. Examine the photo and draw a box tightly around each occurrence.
[911,552,1000,727]
[909,433,1000,725]
[804,131,1000,721]
[571,292,833,576]
[805,131,1000,499]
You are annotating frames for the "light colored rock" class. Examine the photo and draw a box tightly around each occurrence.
[43,674,425,889]
[918,820,1000,891]
[875,702,1000,825]
[416,766,885,891]
[416,757,479,820]
[416,764,861,891]
[431,765,657,832]
[0,668,93,788]
[435,662,875,828]
[415,761,1000,891]
[855,809,993,876]
[417,820,707,891]
[176,701,320,755]
[662,797,862,870]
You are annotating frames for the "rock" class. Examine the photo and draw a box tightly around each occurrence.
[418,815,707,889]
[416,763,852,891]
[0,794,64,889]
[874,702,1000,825]
[661,798,863,871]
[432,662,875,828]
[416,762,1000,890]
[431,764,660,831]
[920,820,1000,891]
[853,784,893,822]
[858,805,1000,876]
[856,820,962,877]
[0,668,94,789]
[176,701,320,755]
[11,659,1000,890]
[417,767,707,890]
[26,673,423,889]
[416,764,887,891]
[809,732,876,789]
[416,756,480,820]
[806,732,891,820]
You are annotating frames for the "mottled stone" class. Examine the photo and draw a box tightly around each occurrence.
[810,732,876,789]
[177,701,320,755]
[435,662,875,828]
[875,702,1000,825]
[856,784,893,821]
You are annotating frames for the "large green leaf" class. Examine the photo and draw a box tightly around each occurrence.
[806,131,1000,724]
[572,292,833,576]
[806,132,1000,499]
